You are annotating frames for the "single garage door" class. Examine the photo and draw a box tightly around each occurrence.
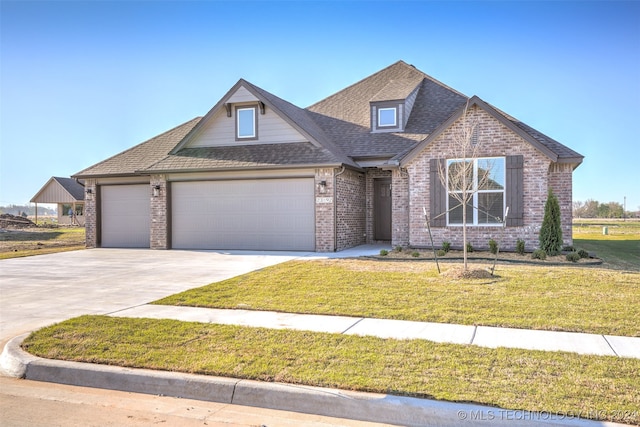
[101,185,150,248]
[172,179,315,251]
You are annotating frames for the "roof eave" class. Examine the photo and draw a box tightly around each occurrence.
[141,162,362,175]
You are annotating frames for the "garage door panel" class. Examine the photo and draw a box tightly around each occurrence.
[172,179,314,251]
[101,185,150,248]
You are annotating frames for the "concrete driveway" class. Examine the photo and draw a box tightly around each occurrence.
[0,248,306,344]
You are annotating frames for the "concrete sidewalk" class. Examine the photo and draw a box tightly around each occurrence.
[108,305,640,359]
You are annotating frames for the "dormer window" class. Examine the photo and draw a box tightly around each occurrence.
[236,106,258,140]
[371,102,402,133]
[378,107,397,127]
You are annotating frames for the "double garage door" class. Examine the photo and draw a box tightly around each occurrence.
[101,179,315,251]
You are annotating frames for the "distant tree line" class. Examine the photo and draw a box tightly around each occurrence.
[0,204,56,217]
[573,200,637,218]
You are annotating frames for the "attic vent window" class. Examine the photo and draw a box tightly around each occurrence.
[236,106,257,140]
[378,107,397,127]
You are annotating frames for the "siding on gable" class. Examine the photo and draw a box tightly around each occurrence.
[227,86,259,104]
[187,103,308,148]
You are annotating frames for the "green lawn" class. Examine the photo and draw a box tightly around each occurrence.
[23,315,640,425]
[155,259,640,336]
[573,220,640,271]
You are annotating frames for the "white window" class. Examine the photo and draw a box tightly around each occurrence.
[378,107,397,127]
[236,107,257,139]
[447,157,505,225]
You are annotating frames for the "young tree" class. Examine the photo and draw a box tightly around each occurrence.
[436,102,496,270]
[539,189,563,255]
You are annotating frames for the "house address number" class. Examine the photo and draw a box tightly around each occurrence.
[316,197,333,204]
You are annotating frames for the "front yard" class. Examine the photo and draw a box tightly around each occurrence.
[155,259,639,336]
[16,220,640,425]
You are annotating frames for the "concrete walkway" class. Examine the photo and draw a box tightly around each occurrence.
[108,305,640,359]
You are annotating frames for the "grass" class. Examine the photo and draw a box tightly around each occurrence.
[22,315,640,425]
[573,219,640,271]
[155,259,640,336]
[0,227,85,259]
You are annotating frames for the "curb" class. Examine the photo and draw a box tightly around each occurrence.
[0,334,628,427]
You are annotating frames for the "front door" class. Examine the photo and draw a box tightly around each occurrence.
[374,178,392,241]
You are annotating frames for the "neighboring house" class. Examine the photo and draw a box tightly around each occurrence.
[73,61,583,251]
[31,177,85,225]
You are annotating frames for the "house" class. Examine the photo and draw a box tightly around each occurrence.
[30,177,85,225]
[73,61,583,252]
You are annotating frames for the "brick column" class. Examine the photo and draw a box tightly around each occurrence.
[315,168,335,252]
[84,179,97,248]
[150,175,168,249]
[391,168,410,246]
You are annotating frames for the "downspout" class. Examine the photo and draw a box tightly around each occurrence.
[334,166,346,252]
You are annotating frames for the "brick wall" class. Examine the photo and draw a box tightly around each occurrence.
[84,179,97,248]
[336,168,366,250]
[392,168,410,246]
[315,168,335,252]
[150,175,168,249]
[548,163,574,246]
[404,106,574,251]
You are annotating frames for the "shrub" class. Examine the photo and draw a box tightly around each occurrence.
[441,241,451,253]
[466,242,474,253]
[379,249,389,256]
[578,249,590,259]
[488,239,498,255]
[516,238,525,255]
[436,249,446,257]
[563,245,575,252]
[539,189,563,256]
[411,251,420,258]
[566,252,581,263]
[394,246,403,252]
[532,249,547,260]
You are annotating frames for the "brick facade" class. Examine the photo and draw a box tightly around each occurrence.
[391,168,410,247]
[315,168,335,252]
[84,179,98,248]
[335,168,366,250]
[150,175,168,249]
[403,107,573,252]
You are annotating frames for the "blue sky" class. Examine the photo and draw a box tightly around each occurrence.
[1,1,639,211]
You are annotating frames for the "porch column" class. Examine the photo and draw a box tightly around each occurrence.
[391,168,410,247]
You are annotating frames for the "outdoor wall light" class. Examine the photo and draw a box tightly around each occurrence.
[152,185,161,197]
[85,188,93,194]
[318,180,327,194]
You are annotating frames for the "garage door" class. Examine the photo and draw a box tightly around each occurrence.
[101,185,150,248]
[172,179,315,251]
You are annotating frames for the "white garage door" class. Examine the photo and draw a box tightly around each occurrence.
[101,185,150,248]
[172,179,315,251]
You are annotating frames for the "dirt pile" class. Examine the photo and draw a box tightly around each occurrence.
[0,213,37,229]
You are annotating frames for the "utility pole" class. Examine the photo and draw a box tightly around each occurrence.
[624,196,626,222]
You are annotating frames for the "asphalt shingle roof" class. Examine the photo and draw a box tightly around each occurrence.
[74,60,582,178]
[146,142,344,172]
[53,177,85,200]
[74,117,202,177]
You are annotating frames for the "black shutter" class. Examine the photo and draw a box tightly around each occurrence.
[505,155,524,226]
[430,158,446,227]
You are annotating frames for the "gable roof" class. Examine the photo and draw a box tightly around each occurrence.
[31,176,85,203]
[168,79,358,169]
[73,61,582,178]
[398,96,584,167]
[306,60,469,158]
